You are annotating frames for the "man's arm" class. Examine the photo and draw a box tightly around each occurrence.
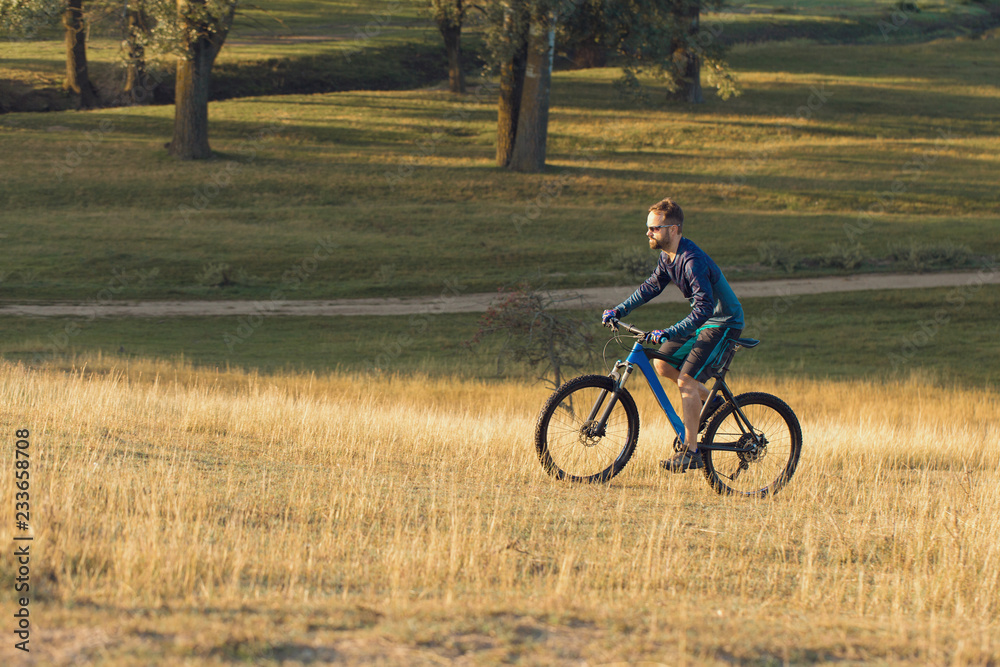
[610,255,671,319]
[659,255,715,341]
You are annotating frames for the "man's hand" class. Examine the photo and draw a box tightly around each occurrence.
[644,329,668,345]
[601,308,622,326]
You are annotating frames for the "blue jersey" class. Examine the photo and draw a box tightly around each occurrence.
[617,237,744,340]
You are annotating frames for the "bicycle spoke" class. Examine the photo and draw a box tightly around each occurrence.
[702,393,801,497]
[535,376,640,482]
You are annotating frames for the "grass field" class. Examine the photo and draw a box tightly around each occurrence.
[2,33,999,301]
[1,359,997,664]
[3,3,1000,663]
[3,283,1000,386]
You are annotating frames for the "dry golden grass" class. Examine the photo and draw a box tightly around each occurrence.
[1,357,998,665]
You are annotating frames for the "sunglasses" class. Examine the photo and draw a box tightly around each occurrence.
[647,224,677,232]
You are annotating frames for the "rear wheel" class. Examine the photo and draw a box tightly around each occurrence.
[534,375,639,483]
[701,392,801,497]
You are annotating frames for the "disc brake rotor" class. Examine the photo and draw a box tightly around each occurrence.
[738,432,768,463]
[579,420,602,447]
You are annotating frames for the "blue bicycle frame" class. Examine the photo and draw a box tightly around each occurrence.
[614,340,688,442]
[590,321,749,453]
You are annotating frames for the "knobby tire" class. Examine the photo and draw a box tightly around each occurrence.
[534,375,640,483]
[701,392,802,497]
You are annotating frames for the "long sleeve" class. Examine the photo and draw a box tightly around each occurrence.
[663,255,715,340]
[616,255,671,315]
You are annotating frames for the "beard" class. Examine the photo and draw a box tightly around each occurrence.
[648,237,662,250]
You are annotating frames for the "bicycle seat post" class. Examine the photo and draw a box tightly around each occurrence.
[711,340,739,382]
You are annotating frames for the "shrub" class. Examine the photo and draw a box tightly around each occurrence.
[885,241,977,272]
[465,283,596,388]
[609,247,658,281]
[818,243,867,270]
[756,242,801,273]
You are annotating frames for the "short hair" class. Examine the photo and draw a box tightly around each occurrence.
[648,198,683,232]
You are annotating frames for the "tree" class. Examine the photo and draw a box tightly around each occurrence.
[1,0,100,108]
[165,0,237,159]
[507,11,556,172]
[430,0,468,93]
[63,0,99,107]
[670,0,703,103]
[466,283,596,388]
[486,0,559,172]
[484,1,738,173]
[0,0,62,39]
[558,0,606,68]
[605,0,738,103]
[491,0,530,168]
[122,0,153,103]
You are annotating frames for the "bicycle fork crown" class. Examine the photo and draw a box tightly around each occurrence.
[610,361,633,387]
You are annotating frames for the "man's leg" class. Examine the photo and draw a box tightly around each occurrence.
[658,327,740,472]
[677,373,703,452]
[652,359,710,404]
[656,364,707,470]
[652,359,709,451]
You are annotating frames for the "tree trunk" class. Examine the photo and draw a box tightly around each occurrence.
[681,49,703,104]
[571,36,607,69]
[508,16,555,173]
[169,39,217,159]
[167,2,234,160]
[496,52,526,167]
[63,0,99,109]
[673,0,703,104]
[496,10,528,168]
[440,23,464,94]
[123,5,148,105]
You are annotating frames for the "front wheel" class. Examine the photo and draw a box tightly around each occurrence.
[701,392,802,497]
[534,375,640,483]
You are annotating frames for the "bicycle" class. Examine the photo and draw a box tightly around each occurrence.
[533,320,802,497]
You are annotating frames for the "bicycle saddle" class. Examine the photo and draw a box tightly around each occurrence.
[736,338,760,348]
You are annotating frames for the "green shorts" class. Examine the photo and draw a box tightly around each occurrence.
[656,325,743,383]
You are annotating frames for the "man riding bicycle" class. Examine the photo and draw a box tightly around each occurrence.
[602,198,744,472]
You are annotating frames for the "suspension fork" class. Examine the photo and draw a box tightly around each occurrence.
[585,362,633,436]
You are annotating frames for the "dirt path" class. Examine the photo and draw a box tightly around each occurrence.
[1,271,996,318]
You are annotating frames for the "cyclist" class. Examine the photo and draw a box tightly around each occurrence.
[602,197,744,472]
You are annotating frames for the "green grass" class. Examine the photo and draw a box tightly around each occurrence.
[710,0,1000,45]
[0,0,451,110]
[2,3,999,382]
[1,33,999,300]
[4,0,997,109]
[5,284,999,386]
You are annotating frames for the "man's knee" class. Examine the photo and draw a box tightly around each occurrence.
[652,359,670,376]
[677,373,700,394]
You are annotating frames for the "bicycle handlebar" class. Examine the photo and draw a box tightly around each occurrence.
[605,319,647,338]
